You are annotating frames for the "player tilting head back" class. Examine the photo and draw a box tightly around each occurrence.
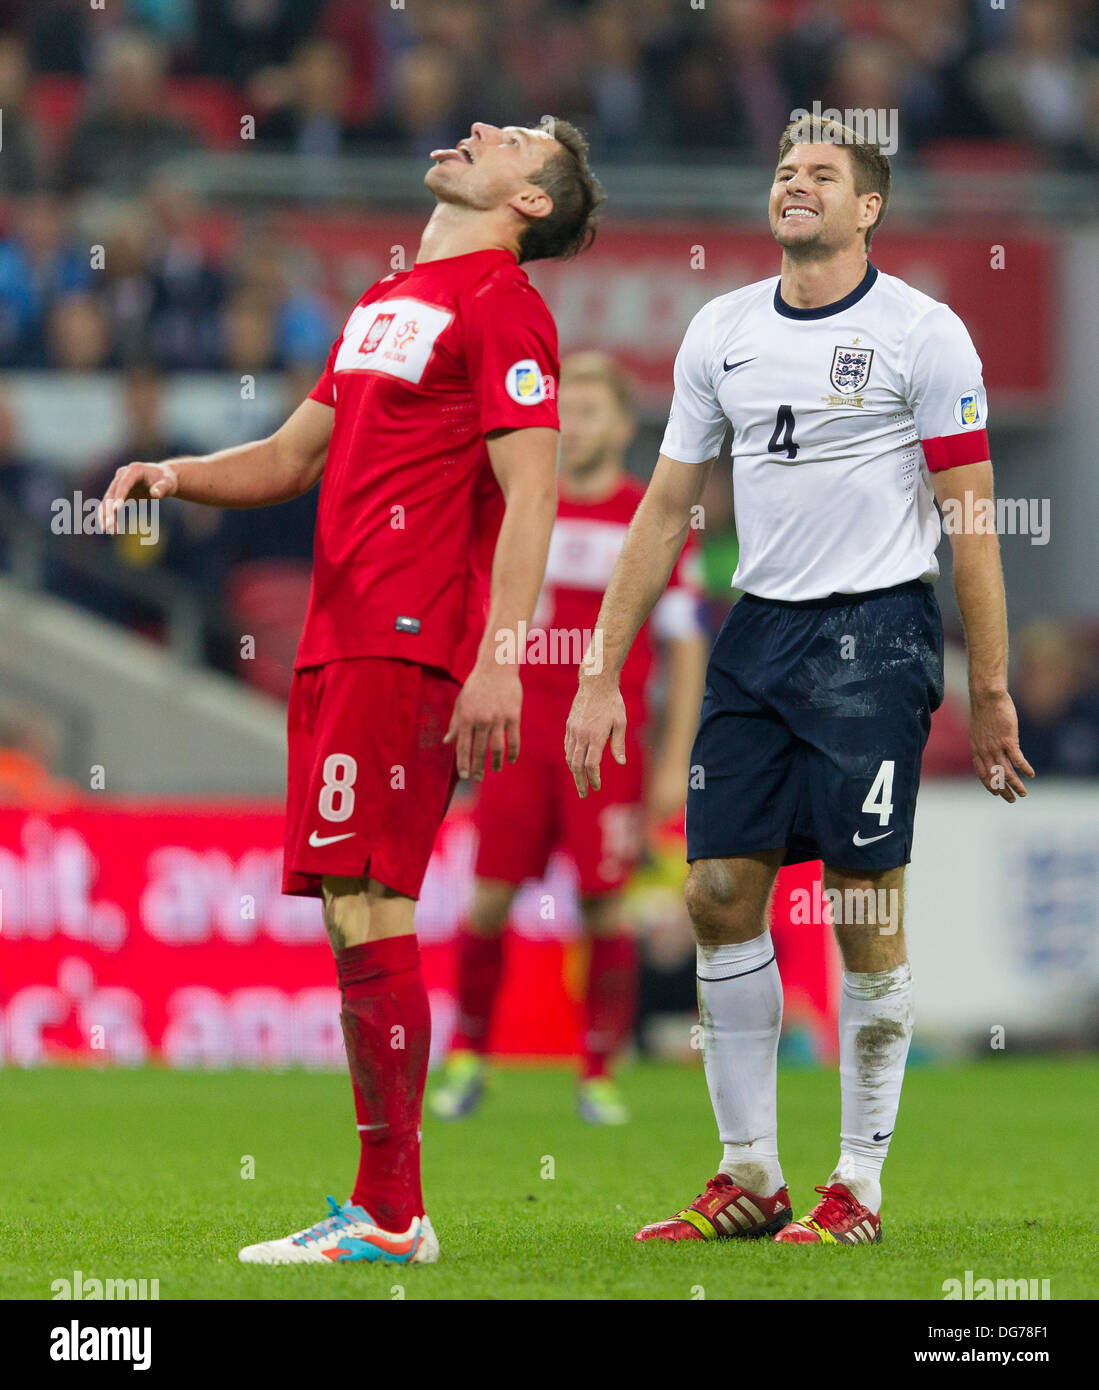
[566,115,1033,1247]
[101,118,604,1266]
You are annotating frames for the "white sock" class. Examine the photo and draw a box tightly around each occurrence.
[696,931,785,1198]
[831,962,914,1214]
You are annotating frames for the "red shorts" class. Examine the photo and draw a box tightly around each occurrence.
[283,657,460,900]
[473,724,646,897]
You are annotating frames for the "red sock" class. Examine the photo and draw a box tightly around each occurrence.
[337,935,430,1230]
[450,928,504,1054]
[582,934,638,1080]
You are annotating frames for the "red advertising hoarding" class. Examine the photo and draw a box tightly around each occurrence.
[0,803,838,1067]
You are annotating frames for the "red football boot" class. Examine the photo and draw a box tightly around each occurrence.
[635,1173,792,1242]
[773,1183,882,1245]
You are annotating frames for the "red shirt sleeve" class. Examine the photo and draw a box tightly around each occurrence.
[463,275,560,435]
[309,333,341,407]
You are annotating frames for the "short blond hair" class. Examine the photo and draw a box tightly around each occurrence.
[559,350,637,417]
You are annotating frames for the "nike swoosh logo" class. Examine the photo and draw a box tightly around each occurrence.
[308,830,356,848]
[852,829,894,846]
[723,356,756,373]
[873,1130,894,1142]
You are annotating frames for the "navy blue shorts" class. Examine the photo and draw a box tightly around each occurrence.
[686,580,945,873]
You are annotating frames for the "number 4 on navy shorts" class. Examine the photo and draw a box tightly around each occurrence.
[685,580,945,872]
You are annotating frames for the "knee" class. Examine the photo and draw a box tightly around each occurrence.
[321,875,369,951]
[685,861,761,945]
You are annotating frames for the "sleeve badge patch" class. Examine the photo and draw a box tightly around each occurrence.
[953,391,982,428]
[505,359,546,405]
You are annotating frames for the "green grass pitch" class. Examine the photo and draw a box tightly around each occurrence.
[4,1057,1095,1301]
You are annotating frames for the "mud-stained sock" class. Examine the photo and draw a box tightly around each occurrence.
[831,962,914,1214]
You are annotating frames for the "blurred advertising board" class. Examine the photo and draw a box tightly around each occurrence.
[4,783,1093,1067]
[0,802,833,1067]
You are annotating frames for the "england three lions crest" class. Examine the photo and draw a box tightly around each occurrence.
[830,345,874,395]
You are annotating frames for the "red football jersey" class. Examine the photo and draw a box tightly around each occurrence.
[522,476,703,747]
[296,248,560,682]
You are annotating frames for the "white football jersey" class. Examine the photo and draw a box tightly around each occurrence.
[659,264,990,601]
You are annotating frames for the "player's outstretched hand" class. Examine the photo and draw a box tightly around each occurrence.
[969,688,1035,803]
[98,461,179,534]
[445,662,522,781]
[565,676,627,799]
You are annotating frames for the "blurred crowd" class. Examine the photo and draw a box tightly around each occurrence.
[0,0,1096,181]
[0,1,1094,373]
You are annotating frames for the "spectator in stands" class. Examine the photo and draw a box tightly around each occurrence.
[98,202,156,367]
[62,30,200,195]
[194,0,317,85]
[657,0,795,159]
[1012,621,1099,776]
[360,43,463,154]
[491,0,587,116]
[0,33,44,193]
[823,36,908,156]
[219,286,282,372]
[45,292,115,369]
[0,192,92,366]
[418,0,529,130]
[0,388,66,577]
[125,0,198,55]
[225,232,334,369]
[24,0,95,76]
[255,38,361,158]
[144,177,226,370]
[581,0,647,158]
[711,0,799,160]
[880,0,994,149]
[967,0,1099,166]
[319,0,382,125]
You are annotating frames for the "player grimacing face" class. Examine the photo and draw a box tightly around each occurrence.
[426,122,560,213]
[558,379,635,480]
[768,143,880,259]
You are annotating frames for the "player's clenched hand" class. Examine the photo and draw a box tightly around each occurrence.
[98,461,178,534]
[565,676,627,799]
[445,662,522,781]
[969,688,1035,803]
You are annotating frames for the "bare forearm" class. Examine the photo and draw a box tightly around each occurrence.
[473,484,557,670]
[588,493,691,684]
[951,534,1009,696]
[169,437,304,509]
[658,633,709,767]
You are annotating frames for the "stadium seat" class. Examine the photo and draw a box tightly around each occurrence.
[165,77,245,150]
[26,76,85,160]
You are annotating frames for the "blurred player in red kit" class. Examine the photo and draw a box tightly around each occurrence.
[431,351,708,1125]
[100,118,604,1266]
